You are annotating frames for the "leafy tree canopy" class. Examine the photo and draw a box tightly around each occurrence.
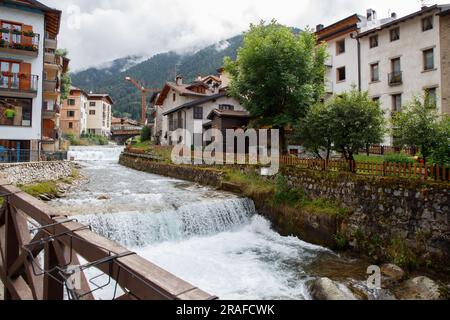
[392,97,450,164]
[224,20,327,150]
[296,88,386,161]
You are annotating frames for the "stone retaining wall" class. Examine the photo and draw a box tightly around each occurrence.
[0,161,74,185]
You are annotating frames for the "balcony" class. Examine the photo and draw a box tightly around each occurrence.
[42,103,60,119]
[388,71,403,86]
[44,53,63,70]
[0,30,39,57]
[44,79,59,93]
[44,37,57,50]
[0,72,38,97]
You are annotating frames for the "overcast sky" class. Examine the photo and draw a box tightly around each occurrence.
[42,0,449,71]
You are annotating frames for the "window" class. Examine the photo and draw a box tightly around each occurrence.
[369,35,378,48]
[0,97,32,127]
[68,99,76,106]
[422,16,433,31]
[370,63,379,82]
[423,48,435,71]
[0,60,20,90]
[337,67,346,82]
[390,27,400,41]
[172,93,176,102]
[219,104,234,111]
[67,110,75,117]
[425,88,437,108]
[392,94,402,113]
[89,110,96,115]
[193,106,203,120]
[68,122,73,129]
[336,40,345,55]
[89,102,96,107]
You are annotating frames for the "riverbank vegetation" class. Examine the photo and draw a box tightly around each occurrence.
[65,133,109,146]
[223,169,349,218]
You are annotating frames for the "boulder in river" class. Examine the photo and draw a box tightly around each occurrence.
[381,264,405,282]
[310,278,358,300]
[97,195,111,200]
[395,276,442,300]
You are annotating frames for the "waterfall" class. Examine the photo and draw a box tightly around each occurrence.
[67,146,124,161]
[73,198,256,248]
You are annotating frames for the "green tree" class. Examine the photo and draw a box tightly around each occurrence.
[392,96,448,163]
[224,20,327,152]
[60,72,72,101]
[328,88,385,161]
[293,102,334,160]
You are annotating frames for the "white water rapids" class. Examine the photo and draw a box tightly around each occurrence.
[50,146,366,300]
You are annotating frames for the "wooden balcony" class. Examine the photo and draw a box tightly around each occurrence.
[43,79,59,93]
[44,37,57,50]
[0,30,39,57]
[0,73,38,97]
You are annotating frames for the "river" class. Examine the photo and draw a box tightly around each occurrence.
[50,146,370,300]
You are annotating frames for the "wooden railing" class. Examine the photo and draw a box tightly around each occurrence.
[0,179,216,300]
[278,156,449,181]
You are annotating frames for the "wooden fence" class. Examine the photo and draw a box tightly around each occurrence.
[279,156,449,181]
[124,148,449,182]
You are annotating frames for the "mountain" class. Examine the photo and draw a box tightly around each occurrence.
[71,35,244,119]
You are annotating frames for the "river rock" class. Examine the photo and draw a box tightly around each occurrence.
[395,276,441,300]
[310,278,358,300]
[381,264,405,282]
[97,195,111,200]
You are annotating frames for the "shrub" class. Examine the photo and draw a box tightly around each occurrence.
[141,126,151,142]
[383,152,414,165]
[273,175,304,206]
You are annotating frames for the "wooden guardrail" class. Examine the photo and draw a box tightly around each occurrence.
[0,179,216,300]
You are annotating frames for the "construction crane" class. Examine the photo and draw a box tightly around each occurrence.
[125,76,160,126]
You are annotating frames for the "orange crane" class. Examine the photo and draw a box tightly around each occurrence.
[125,76,160,126]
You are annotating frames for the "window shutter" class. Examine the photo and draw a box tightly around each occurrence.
[22,25,33,46]
[19,62,31,91]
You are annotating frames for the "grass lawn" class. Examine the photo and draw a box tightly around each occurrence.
[354,155,385,163]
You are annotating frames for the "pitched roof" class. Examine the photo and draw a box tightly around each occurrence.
[315,14,363,42]
[358,4,450,38]
[88,93,114,105]
[0,0,62,37]
[162,92,227,116]
[207,109,250,120]
[155,82,209,106]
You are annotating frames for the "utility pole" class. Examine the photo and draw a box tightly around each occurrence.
[125,76,159,126]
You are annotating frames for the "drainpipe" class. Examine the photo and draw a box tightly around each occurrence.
[351,32,362,91]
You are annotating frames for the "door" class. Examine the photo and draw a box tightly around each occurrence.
[391,58,401,73]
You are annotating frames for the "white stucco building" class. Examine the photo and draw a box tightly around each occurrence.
[359,4,450,144]
[86,94,113,137]
[317,4,450,144]
[0,0,61,157]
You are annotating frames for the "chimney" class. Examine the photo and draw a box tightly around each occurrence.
[316,24,324,32]
[367,9,377,21]
[175,75,183,86]
[391,12,397,19]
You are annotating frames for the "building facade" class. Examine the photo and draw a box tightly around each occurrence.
[0,0,61,157]
[317,5,450,144]
[359,5,450,144]
[86,94,113,136]
[60,86,88,137]
[156,72,246,147]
